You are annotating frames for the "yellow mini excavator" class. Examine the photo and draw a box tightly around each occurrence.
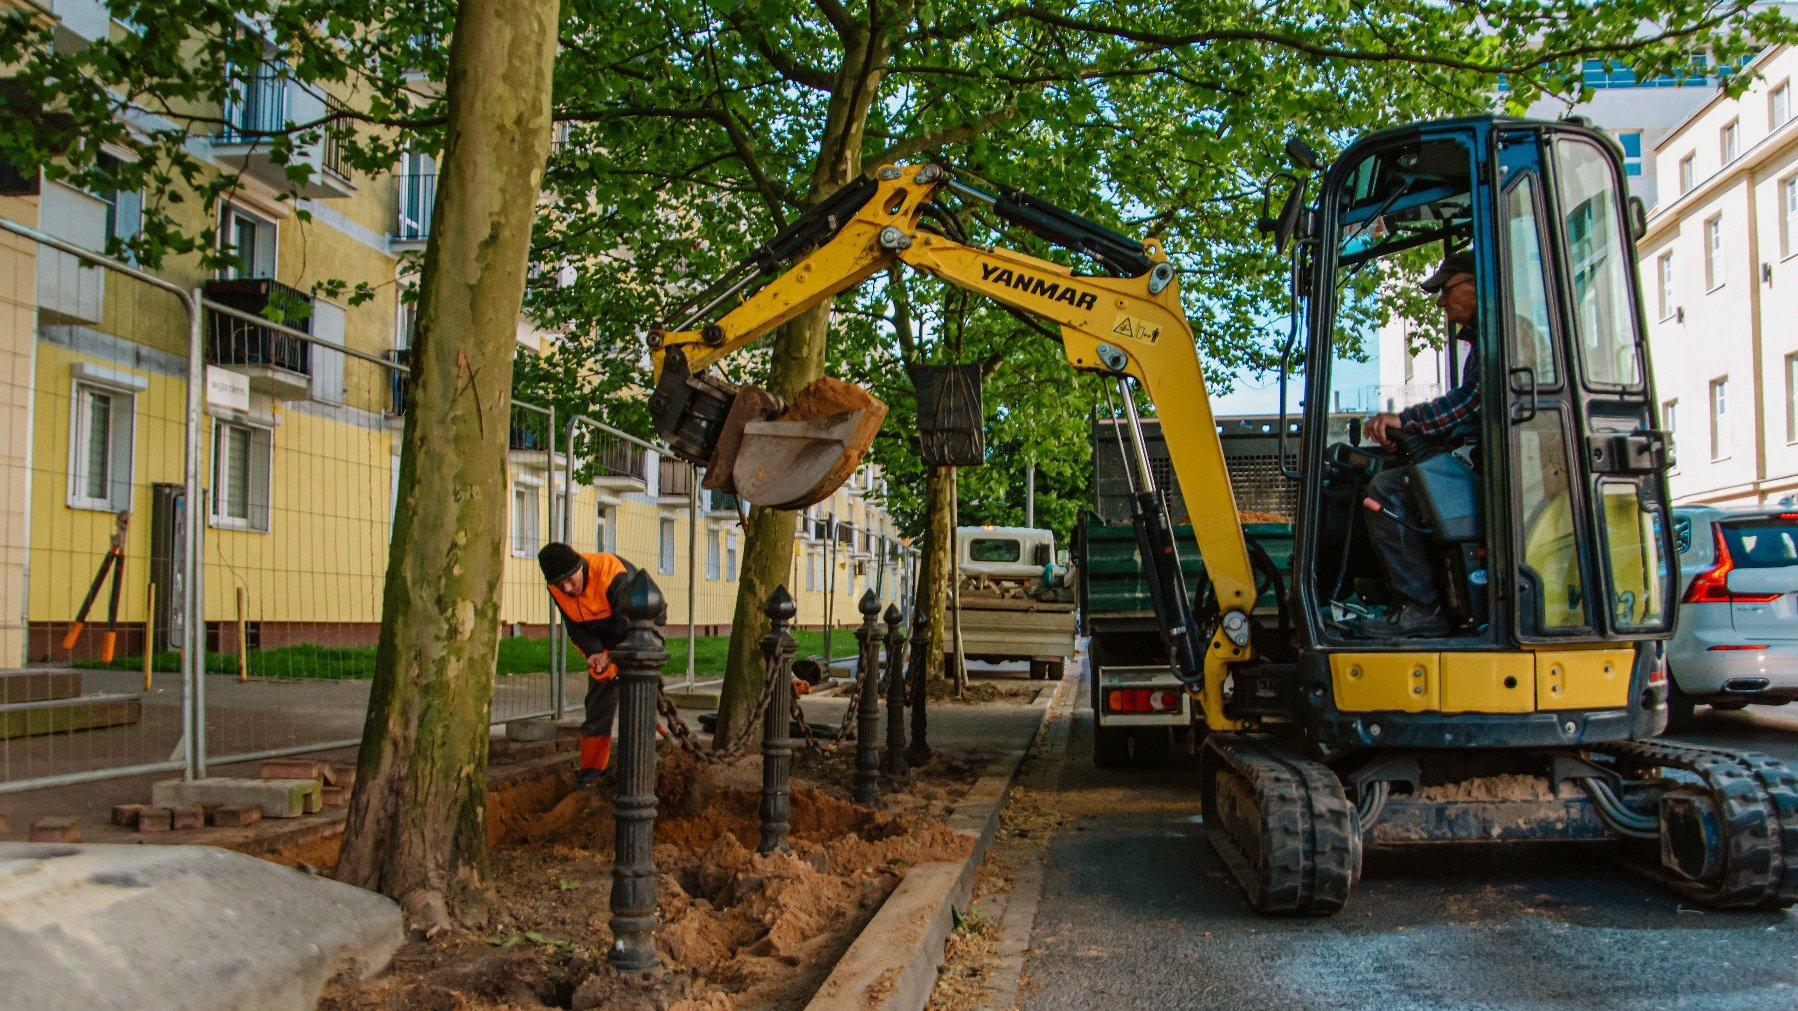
[647,116,1798,914]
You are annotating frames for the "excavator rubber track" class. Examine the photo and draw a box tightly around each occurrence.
[1592,739,1798,910]
[1199,735,1362,915]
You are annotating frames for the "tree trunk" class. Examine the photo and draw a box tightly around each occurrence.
[335,0,558,930]
[920,464,952,685]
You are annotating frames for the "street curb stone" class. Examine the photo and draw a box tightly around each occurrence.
[804,673,1071,1011]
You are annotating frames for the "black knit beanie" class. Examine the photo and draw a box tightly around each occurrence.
[538,542,583,583]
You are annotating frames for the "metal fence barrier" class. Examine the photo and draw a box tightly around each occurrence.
[0,213,922,797]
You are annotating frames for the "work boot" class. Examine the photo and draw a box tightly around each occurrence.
[1359,599,1448,639]
[575,767,606,788]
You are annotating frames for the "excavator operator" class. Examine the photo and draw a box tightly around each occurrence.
[1359,251,1480,639]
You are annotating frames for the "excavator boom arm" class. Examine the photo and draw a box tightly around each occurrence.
[648,164,1260,728]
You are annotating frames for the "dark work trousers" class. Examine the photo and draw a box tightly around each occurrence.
[583,674,620,739]
[1363,466,1439,606]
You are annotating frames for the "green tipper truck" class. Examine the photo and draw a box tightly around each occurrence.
[1075,416,1298,767]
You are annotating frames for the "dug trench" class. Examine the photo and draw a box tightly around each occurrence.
[318,741,989,1011]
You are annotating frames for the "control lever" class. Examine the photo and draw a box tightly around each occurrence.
[1347,416,1363,447]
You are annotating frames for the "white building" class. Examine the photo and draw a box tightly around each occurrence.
[1638,44,1798,507]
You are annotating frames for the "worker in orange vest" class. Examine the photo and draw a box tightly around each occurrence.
[539,542,638,787]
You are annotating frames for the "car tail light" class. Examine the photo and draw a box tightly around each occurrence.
[1707,644,1769,651]
[1682,524,1782,604]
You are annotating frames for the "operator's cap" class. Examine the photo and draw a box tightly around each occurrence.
[538,542,584,584]
[1420,251,1476,293]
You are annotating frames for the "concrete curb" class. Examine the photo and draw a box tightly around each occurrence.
[805,673,1072,1011]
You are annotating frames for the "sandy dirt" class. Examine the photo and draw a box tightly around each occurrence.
[320,743,986,1011]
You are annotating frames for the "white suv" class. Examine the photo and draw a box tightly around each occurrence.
[1665,505,1798,729]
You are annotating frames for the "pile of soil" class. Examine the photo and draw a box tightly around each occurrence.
[322,743,983,1011]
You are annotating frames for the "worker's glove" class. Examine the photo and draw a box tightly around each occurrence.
[587,651,616,681]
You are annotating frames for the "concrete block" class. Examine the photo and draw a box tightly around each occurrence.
[137,808,171,833]
[0,843,403,1010]
[152,778,321,819]
[208,805,262,828]
[28,817,79,843]
[169,805,205,831]
[0,694,140,740]
[0,669,81,704]
[110,804,148,828]
[506,717,560,742]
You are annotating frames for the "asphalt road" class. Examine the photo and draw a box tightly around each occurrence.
[1015,687,1798,1010]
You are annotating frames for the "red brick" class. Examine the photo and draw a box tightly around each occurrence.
[110,804,149,828]
[324,764,356,787]
[29,817,80,843]
[320,785,348,808]
[0,815,8,836]
[260,759,326,781]
[208,804,262,828]
[137,807,172,833]
[169,805,205,830]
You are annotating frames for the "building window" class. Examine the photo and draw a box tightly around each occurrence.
[511,480,540,556]
[219,204,276,279]
[1618,131,1643,177]
[1657,251,1675,320]
[1704,215,1723,290]
[804,548,817,590]
[1663,399,1679,469]
[1773,81,1791,130]
[1787,354,1798,444]
[1710,377,1730,460]
[1721,118,1740,164]
[212,420,272,531]
[95,154,141,262]
[659,517,676,574]
[1679,154,1696,195]
[67,381,135,511]
[706,529,721,580]
[1783,176,1798,259]
[727,531,739,579]
[595,505,610,553]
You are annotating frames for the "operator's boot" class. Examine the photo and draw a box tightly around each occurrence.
[576,735,612,787]
[1360,599,1448,639]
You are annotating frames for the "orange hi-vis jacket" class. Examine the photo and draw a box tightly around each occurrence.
[547,552,634,680]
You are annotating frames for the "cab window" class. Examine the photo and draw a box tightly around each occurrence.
[1556,139,1643,388]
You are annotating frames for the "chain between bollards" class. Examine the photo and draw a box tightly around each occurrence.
[853,590,882,804]
[759,586,797,855]
[906,611,932,765]
[608,570,666,973]
[882,604,907,778]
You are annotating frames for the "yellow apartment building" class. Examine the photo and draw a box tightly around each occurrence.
[3,3,908,667]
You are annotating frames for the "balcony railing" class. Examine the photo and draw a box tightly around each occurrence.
[386,348,409,417]
[706,489,739,513]
[594,442,647,484]
[321,94,350,182]
[203,277,312,377]
[658,458,695,498]
[220,65,287,142]
[395,171,435,241]
[510,422,548,453]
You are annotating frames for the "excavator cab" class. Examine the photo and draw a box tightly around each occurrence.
[1292,118,1678,651]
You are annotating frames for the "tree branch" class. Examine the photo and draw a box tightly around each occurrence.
[872,102,1020,164]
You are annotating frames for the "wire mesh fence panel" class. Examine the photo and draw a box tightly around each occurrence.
[493,399,558,724]
[196,308,393,767]
[3,232,194,791]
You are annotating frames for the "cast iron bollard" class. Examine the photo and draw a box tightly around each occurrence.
[759,586,798,855]
[906,611,932,764]
[853,590,882,804]
[608,569,667,973]
[882,604,908,777]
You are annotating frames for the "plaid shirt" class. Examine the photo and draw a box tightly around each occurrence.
[1398,335,1480,438]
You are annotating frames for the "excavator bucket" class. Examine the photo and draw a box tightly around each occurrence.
[722,377,886,510]
[650,350,886,510]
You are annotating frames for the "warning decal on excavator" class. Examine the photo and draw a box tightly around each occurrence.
[1110,315,1161,344]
